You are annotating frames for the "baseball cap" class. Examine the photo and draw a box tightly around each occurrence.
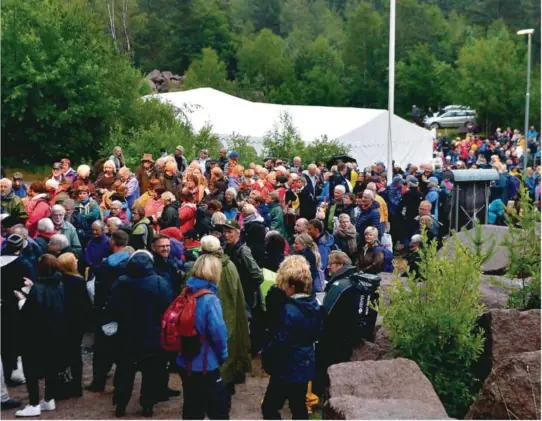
[392,176,403,184]
[52,162,62,170]
[223,220,240,230]
[230,151,240,158]
[406,176,419,186]
[427,177,439,186]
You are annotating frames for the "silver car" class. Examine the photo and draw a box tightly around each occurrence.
[425,109,477,129]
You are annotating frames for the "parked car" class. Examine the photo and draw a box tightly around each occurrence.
[425,109,477,129]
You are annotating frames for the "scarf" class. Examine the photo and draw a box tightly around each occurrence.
[336,224,358,255]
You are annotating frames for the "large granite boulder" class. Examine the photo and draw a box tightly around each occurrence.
[327,358,447,417]
[466,351,541,420]
[475,309,541,382]
[325,396,451,420]
[146,69,184,93]
[479,275,522,309]
[439,225,509,274]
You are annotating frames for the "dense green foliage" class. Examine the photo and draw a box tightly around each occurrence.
[379,231,485,418]
[2,0,541,165]
[505,186,542,310]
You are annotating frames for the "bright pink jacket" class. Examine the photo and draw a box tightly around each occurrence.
[26,195,51,238]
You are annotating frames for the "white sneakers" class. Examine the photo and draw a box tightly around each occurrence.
[15,405,40,417]
[15,400,55,417]
[40,399,56,411]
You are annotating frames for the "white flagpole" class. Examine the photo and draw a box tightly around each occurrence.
[387,0,396,186]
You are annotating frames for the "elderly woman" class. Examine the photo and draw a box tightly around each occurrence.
[72,165,96,199]
[356,226,384,275]
[293,233,322,293]
[25,182,51,238]
[334,213,359,262]
[177,254,228,419]
[84,220,110,275]
[118,167,140,209]
[261,255,322,420]
[222,187,239,221]
[95,160,118,194]
[104,200,130,225]
[157,191,180,230]
[144,184,166,226]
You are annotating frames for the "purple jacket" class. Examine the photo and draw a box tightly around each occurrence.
[84,234,111,268]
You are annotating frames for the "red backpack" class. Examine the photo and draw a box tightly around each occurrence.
[161,287,213,361]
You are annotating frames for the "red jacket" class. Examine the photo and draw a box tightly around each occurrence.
[26,195,51,238]
[179,203,196,235]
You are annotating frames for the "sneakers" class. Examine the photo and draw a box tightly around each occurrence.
[15,405,40,417]
[40,399,56,411]
[1,399,21,410]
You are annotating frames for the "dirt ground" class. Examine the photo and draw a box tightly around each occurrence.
[2,337,298,420]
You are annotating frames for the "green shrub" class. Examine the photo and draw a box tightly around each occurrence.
[505,186,541,310]
[378,231,485,418]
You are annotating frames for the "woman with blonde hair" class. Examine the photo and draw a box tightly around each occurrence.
[293,233,322,293]
[211,211,227,226]
[57,253,92,398]
[157,191,179,229]
[176,253,229,419]
[261,255,322,420]
[356,226,384,274]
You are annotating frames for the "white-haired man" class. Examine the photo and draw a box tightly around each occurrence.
[324,185,347,233]
[48,234,71,256]
[0,178,27,224]
[51,204,82,257]
[289,156,303,174]
[34,218,56,255]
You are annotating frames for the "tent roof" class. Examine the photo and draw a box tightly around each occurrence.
[149,87,386,141]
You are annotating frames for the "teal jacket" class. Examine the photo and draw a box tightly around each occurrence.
[268,202,286,237]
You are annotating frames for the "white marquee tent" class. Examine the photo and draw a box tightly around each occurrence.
[149,87,433,169]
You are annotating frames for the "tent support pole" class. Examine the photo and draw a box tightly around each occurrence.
[387,0,396,185]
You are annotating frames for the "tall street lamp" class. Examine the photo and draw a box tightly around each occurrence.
[517,28,534,172]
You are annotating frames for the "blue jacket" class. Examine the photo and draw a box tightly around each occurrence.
[107,252,173,354]
[317,181,330,205]
[316,232,335,278]
[257,204,272,228]
[262,293,322,384]
[425,188,440,220]
[488,199,505,225]
[95,250,131,314]
[386,185,403,217]
[176,277,228,372]
[13,184,27,199]
[355,201,381,237]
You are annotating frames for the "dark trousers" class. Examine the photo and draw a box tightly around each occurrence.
[67,335,83,395]
[91,329,116,389]
[179,368,229,420]
[313,342,352,397]
[22,354,56,406]
[114,353,162,409]
[261,377,308,420]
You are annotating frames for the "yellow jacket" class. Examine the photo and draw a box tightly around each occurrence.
[375,195,388,223]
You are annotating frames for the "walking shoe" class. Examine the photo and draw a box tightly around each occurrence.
[39,399,56,411]
[1,399,21,410]
[15,405,40,417]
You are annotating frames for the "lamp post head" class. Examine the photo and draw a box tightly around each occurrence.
[517,29,535,35]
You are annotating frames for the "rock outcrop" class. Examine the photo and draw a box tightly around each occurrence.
[326,358,448,419]
[475,308,541,382]
[146,69,185,93]
[466,351,541,420]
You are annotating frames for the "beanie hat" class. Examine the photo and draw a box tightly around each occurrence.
[427,176,439,186]
[407,176,419,186]
[7,234,24,250]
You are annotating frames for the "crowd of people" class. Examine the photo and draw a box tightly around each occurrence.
[0,126,539,419]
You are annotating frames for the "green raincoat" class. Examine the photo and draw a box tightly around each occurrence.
[187,250,251,383]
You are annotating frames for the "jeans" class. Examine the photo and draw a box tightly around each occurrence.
[261,377,308,420]
[179,368,229,420]
[114,353,162,409]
